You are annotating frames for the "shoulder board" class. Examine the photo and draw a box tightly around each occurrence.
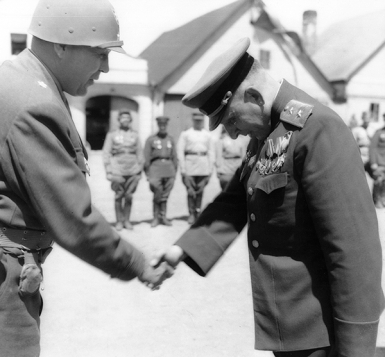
[280,100,313,128]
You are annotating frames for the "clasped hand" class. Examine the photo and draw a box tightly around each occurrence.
[139,245,186,290]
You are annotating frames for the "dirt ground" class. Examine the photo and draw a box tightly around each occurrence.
[39,151,385,357]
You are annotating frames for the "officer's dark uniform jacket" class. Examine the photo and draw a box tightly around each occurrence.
[0,49,144,280]
[144,133,177,178]
[176,80,384,355]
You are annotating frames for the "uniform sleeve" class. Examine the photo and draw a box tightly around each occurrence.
[369,130,380,165]
[175,167,248,275]
[143,137,152,174]
[177,132,187,175]
[102,132,113,174]
[136,136,144,171]
[297,113,384,356]
[215,139,224,170]
[170,137,178,170]
[3,110,145,281]
[207,134,215,174]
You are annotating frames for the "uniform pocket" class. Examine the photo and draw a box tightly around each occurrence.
[256,172,288,194]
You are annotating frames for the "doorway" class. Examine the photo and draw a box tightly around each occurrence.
[86,95,139,150]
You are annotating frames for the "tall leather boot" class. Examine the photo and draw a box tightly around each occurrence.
[115,199,124,231]
[151,202,160,228]
[160,201,172,226]
[124,199,133,230]
[187,195,196,224]
[195,193,203,219]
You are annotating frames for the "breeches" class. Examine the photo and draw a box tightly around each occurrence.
[182,175,209,197]
[111,174,141,200]
[149,177,175,203]
[0,250,43,357]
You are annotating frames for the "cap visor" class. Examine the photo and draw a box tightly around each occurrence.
[109,46,127,55]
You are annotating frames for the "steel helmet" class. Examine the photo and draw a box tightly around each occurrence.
[28,0,126,54]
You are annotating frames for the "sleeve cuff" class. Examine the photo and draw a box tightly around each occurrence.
[333,317,379,356]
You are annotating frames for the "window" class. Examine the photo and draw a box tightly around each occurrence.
[259,50,270,69]
[11,33,27,55]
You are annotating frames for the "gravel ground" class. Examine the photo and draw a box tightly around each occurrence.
[39,151,385,357]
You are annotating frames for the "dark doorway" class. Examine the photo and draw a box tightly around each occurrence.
[86,96,110,150]
[86,95,139,150]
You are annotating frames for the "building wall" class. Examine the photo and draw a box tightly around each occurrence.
[346,44,385,129]
[164,11,332,141]
[0,0,153,148]
[68,82,153,147]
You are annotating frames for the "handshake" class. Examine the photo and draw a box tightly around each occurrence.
[138,245,186,290]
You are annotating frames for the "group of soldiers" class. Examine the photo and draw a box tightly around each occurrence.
[102,109,247,230]
[350,112,385,208]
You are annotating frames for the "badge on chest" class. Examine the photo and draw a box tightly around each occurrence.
[256,131,293,176]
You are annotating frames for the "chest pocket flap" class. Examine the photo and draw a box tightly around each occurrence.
[256,172,288,194]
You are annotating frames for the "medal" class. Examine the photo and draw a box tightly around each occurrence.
[256,131,293,176]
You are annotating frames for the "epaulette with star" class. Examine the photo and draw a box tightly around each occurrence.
[280,100,313,128]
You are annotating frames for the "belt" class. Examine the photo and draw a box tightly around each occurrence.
[224,156,241,159]
[0,227,53,251]
[185,151,207,156]
[152,157,171,163]
[112,150,136,155]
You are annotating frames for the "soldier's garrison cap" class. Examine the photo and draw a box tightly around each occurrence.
[156,116,170,124]
[191,112,205,120]
[182,38,254,131]
[118,108,132,121]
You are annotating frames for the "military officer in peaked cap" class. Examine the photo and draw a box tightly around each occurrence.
[0,0,170,355]
[153,37,384,356]
[144,116,178,227]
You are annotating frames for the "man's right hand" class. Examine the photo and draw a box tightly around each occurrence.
[138,261,174,290]
[150,245,186,269]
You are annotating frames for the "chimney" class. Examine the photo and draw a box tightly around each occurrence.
[302,10,317,55]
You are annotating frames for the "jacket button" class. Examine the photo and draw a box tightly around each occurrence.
[252,240,259,248]
[248,187,254,195]
[250,213,256,221]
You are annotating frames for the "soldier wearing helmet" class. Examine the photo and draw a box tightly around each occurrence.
[0,0,171,355]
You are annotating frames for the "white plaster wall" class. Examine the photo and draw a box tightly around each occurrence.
[346,45,385,127]
[168,12,331,106]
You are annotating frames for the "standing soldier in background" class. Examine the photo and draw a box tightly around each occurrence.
[215,125,247,190]
[177,112,214,224]
[144,116,178,227]
[103,109,144,231]
[0,0,169,355]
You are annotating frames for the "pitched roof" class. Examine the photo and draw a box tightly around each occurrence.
[313,9,385,82]
[140,0,250,87]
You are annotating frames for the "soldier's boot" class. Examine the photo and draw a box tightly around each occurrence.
[150,202,160,228]
[187,196,196,224]
[123,199,133,230]
[195,193,203,219]
[160,201,172,226]
[114,200,124,231]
